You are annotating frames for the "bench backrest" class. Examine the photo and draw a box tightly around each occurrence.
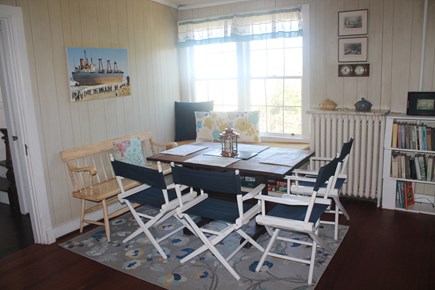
[60,131,167,193]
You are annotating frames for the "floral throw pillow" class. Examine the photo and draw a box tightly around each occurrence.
[228,111,261,143]
[195,111,261,143]
[112,137,145,166]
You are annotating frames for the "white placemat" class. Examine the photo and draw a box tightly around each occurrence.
[184,155,239,167]
[161,144,208,156]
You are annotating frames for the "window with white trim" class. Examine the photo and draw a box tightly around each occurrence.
[179,6,309,141]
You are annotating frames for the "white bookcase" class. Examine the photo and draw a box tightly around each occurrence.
[382,113,435,215]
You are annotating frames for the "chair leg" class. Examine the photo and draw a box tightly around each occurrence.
[102,199,111,242]
[333,196,350,220]
[79,199,85,233]
[180,215,240,280]
[307,238,317,285]
[255,228,280,272]
[334,202,339,240]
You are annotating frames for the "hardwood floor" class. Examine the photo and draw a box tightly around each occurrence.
[0,202,33,259]
[1,198,434,290]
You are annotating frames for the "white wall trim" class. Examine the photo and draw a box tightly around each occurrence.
[52,203,124,239]
[0,5,54,244]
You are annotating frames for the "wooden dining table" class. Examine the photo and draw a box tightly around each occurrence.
[148,141,314,181]
[148,141,314,244]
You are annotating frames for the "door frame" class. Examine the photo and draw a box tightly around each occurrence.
[0,5,54,244]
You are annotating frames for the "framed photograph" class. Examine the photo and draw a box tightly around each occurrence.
[66,47,130,102]
[338,37,367,62]
[338,9,368,36]
[407,92,435,116]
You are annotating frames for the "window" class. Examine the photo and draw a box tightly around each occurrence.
[179,6,308,141]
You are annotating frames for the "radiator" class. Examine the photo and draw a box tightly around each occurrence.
[308,110,388,205]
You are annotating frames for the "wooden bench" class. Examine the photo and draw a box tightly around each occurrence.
[60,132,177,241]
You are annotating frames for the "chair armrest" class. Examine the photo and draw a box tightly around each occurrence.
[285,175,317,183]
[256,194,330,206]
[150,139,178,150]
[291,170,348,180]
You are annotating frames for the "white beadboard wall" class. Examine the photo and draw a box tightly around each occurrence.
[178,0,435,109]
[0,0,179,231]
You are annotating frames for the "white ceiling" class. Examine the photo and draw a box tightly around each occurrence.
[153,0,253,10]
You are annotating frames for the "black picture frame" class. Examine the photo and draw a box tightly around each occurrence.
[407,92,435,116]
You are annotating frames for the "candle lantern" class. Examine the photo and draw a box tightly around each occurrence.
[220,128,239,157]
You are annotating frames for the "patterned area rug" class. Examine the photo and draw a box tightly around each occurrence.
[61,207,348,290]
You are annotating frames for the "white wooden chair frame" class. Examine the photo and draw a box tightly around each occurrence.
[255,173,336,285]
[291,154,349,240]
[173,168,265,280]
[113,159,196,260]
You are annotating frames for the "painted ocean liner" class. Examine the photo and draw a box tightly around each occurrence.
[72,50,124,86]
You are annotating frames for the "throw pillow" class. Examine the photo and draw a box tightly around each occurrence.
[112,137,145,166]
[195,111,261,143]
[175,101,214,141]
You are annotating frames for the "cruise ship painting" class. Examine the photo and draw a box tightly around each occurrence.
[71,50,124,86]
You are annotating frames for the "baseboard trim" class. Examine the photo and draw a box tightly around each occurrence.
[52,202,125,240]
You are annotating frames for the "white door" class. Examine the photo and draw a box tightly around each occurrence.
[0,5,54,244]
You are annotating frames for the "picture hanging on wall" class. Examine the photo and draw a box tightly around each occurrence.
[66,47,130,102]
[338,37,367,62]
[338,9,368,36]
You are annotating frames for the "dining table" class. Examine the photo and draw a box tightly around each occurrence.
[147,141,314,244]
[148,141,314,181]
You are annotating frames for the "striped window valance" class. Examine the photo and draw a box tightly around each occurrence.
[178,7,302,46]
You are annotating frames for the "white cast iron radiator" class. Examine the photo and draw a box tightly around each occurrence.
[308,110,389,205]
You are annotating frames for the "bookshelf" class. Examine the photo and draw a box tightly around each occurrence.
[382,114,435,215]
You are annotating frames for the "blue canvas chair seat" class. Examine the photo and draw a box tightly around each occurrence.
[110,158,196,260]
[255,157,339,285]
[290,138,353,240]
[268,203,329,223]
[299,177,345,189]
[171,164,265,280]
[123,187,178,208]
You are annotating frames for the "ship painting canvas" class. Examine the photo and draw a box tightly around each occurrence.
[66,47,130,102]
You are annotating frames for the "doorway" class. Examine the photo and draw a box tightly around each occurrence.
[0,5,54,244]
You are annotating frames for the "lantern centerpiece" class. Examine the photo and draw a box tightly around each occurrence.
[220,128,239,157]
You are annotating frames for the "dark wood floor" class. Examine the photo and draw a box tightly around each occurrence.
[0,202,33,259]
[1,197,434,290]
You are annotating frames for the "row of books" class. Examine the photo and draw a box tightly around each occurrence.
[391,121,435,151]
[396,181,415,209]
[240,176,288,193]
[391,152,435,181]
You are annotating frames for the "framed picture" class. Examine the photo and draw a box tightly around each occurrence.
[338,37,367,62]
[66,47,130,102]
[338,9,368,36]
[407,92,435,116]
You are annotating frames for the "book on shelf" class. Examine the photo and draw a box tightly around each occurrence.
[400,154,406,179]
[391,153,399,178]
[403,181,415,209]
[414,155,422,180]
[418,155,427,181]
[427,156,434,181]
[409,156,417,179]
[396,181,415,209]
[392,122,398,148]
[427,127,432,151]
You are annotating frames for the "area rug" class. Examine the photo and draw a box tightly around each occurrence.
[61,207,348,290]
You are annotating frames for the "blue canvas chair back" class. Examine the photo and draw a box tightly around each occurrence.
[172,165,241,195]
[338,138,354,162]
[313,157,340,192]
[111,159,167,190]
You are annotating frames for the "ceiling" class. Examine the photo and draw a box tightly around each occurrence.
[153,0,253,10]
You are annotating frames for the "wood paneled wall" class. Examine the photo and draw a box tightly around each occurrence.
[179,0,435,111]
[0,0,179,231]
[1,0,434,236]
